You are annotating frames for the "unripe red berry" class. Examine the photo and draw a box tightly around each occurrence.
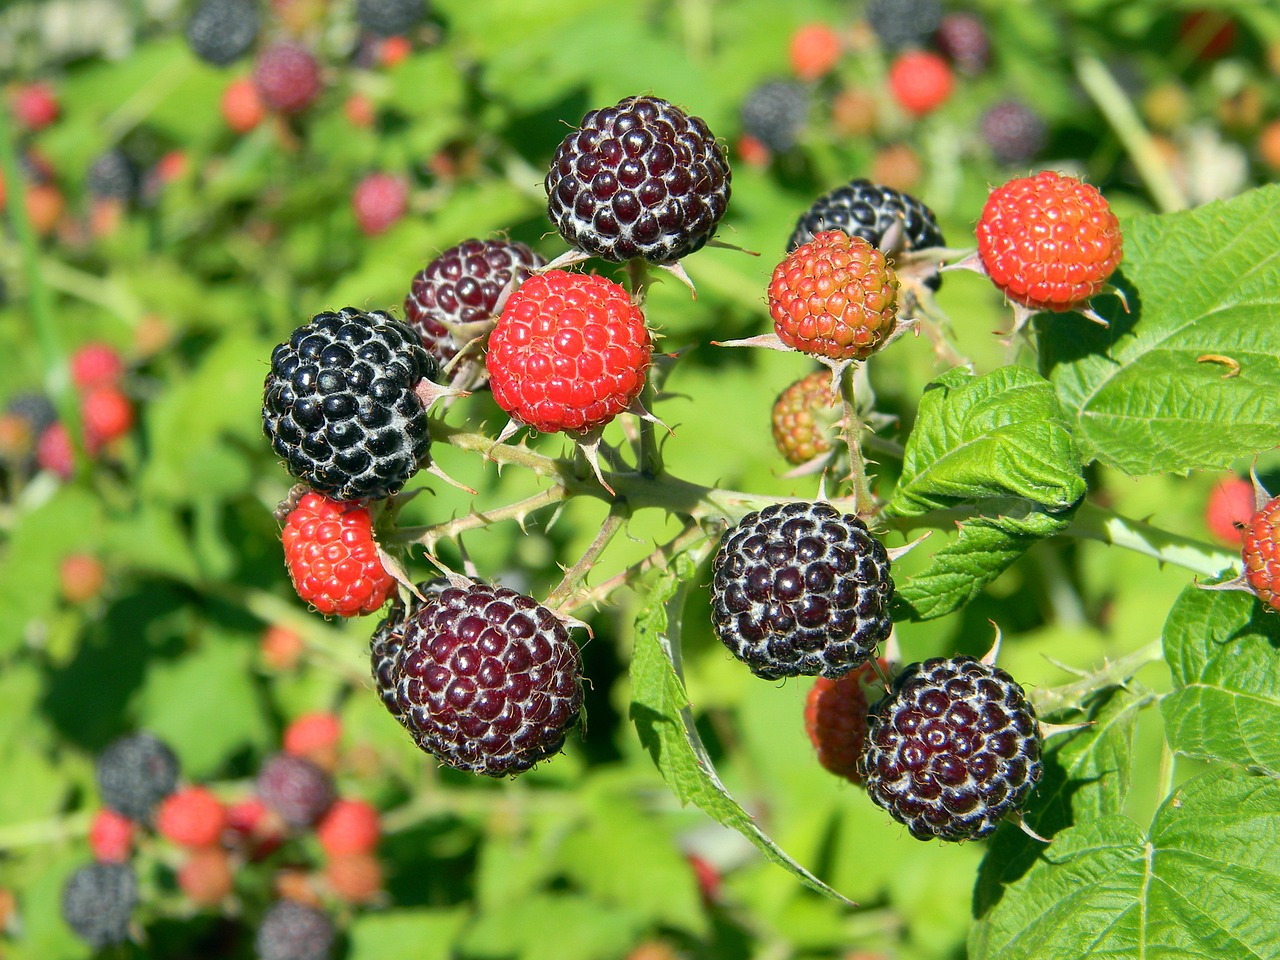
[156,786,227,849]
[887,51,953,116]
[89,809,136,864]
[315,798,380,857]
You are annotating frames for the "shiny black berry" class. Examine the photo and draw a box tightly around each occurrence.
[256,753,335,828]
[545,95,731,264]
[788,178,944,255]
[741,79,811,154]
[389,582,583,777]
[980,99,1048,166]
[185,0,260,66]
[62,863,137,948]
[262,308,440,502]
[859,656,1043,842]
[711,501,894,680]
[404,238,545,373]
[256,900,335,960]
[96,732,180,821]
[866,0,943,51]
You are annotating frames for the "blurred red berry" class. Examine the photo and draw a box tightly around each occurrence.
[11,82,60,131]
[1178,9,1236,61]
[352,172,408,235]
[378,35,412,67]
[283,712,342,770]
[1206,476,1256,545]
[152,150,189,186]
[81,386,134,448]
[178,847,235,906]
[1258,120,1280,172]
[253,43,322,113]
[37,423,76,478]
[60,553,106,604]
[324,853,382,904]
[736,134,771,169]
[789,23,842,80]
[70,343,125,391]
[887,50,953,116]
[260,624,305,670]
[156,786,227,849]
[89,809,135,863]
[686,853,721,903]
[221,77,266,133]
[316,799,380,857]
[344,92,376,128]
[25,182,65,236]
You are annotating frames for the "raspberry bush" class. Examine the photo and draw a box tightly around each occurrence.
[2,3,1280,960]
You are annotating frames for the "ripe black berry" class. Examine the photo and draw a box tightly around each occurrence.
[859,656,1043,842]
[256,753,335,828]
[404,238,545,372]
[980,99,1048,166]
[356,0,426,36]
[388,582,583,777]
[711,501,894,680]
[61,862,137,948]
[740,79,811,154]
[865,0,943,51]
[255,900,336,960]
[262,308,440,502]
[370,579,447,722]
[96,732,180,821]
[545,95,731,264]
[87,150,139,203]
[185,0,260,66]
[788,178,945,255]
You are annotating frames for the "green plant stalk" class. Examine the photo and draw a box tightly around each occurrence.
[0,810,92,851]
[1064,500,1238,577]
[1031,639,1163,716]
[544,503,629,610]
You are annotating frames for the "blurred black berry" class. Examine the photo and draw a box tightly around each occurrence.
[866,0,943,51]
[185,0,260,66]
[980,99,1048,166]
[934,12,990,75]
[61,862,137,948]
[256,900,336,960]
[96,732,180,821]
[87,150,139,203]
[356,0,427,36]
[740,79,810,154]
[256,753,335,828]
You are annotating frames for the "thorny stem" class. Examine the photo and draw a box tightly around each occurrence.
[559,518,713,615]
[627,258,664,478]
[544,503,630,610]
[1030,638,1163,716]
[838,364,876,517]
[386,484,569,548]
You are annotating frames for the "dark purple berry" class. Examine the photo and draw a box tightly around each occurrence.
[87,149,139,203]
[256,753,335,828]
[388,581,583,777]
[96,732,180,821]
[545,95,732,264]
[859,656,1043,841]
[61,862,137,948]
[711,501,894,680]
[866,0,943,51]
[356,0,426,36]
[370,579,448,722]
[740,79,811,154]
[934,12,990,75]
[980,99,1048,166]
[262,308,440,502]
[185,0,259,66]
[255,900,335,960]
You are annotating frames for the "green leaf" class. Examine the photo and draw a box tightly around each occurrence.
[886,366,1084,620]
[347,908,469,960]
[460,893,643,960]
[629,555,852,904]
[1040,185,1280,476]
[971,769,1280,960]
[1161,584,1280,774]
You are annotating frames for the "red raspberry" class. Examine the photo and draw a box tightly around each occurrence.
[60,553,106,604]
[178,847,235,906]
[486,270,652,434]
[767,231,899,362]
[344,93,376,128]
[736,134,771,169]
[804,659,886,784]
[378,35,413,67]
[81,386,134,448]
[225,796,286,859]
[283,712,342,770]
[1205,476,1255,545]
[37,422,77,478]
[315,798,380,857]
[976,170,1123,313]
[253,43,322,114]
[771,370,838,466]
[352,172,408,235]
[25,182,65,236]
[281,493,395,617]
[221,77,266,133]
[789,24,842,81]
[1243,495,1280,612]
[260,624,305,670]
[89,809,135,863]
[12,82,60,131]
[156,786,227,848]
[887,51,954,116]
[323,853,382,904]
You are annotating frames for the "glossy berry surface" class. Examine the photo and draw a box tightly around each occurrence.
[185,0,259,66]
[768,231,899,362]
[487,270,651,434]
[263,308,438,502]
[253,43,322,114]
[388,582,584,777]
[859,656,1042,841]
[771,370,837,466]
[1243,494,1280,611]
[256,753,335,828]
[711,501,894,680]
[61,863,137,948]
[404,238,546,369]
[282,493,395,617]
[788,178,945,258]
[887,51,954,116]
[256,900,336,960]
[976,170,1123,312]
[545,95,731,264]
[805,659,886,784]
[740,80,810,154]
[96,732,179,822]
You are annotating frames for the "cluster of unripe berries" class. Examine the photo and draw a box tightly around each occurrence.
[63,719,382,956]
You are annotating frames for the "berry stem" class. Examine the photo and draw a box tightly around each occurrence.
[1030,639,1162,716]
[386,484,569,549]
[0,809,92,851]
[544,503,629,610]
[838,364,877,516]
[626,258,664,478]
[1063,501,1239,578]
